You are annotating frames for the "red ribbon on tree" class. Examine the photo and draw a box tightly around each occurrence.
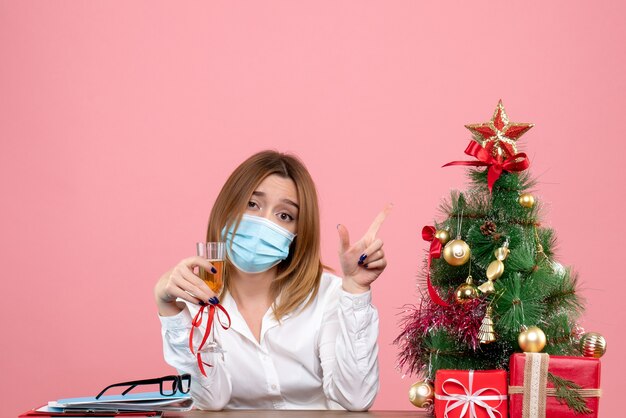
[189,302,231,376]
[422,226,451,307]
[443,141,530,192]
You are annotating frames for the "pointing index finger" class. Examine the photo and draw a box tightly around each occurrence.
[365,203,393,240]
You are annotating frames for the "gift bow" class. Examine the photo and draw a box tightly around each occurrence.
[189,302,231,376]
[422,226,450,307]
[435,370,508,418]
[443,141,530,192]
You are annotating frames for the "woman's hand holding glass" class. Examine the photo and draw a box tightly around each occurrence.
[337,204,392,294]
[154,255,220,317]
[192,242,227,354]
[155,243,228,373]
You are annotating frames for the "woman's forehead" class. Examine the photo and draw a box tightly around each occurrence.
[254,174,299,203]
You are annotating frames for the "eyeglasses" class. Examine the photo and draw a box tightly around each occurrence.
[95,374,191,399]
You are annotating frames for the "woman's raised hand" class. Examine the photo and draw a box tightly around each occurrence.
[337,204,392,294]
[154,256,218,316]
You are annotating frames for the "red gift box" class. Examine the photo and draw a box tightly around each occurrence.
[434,369,508,418]
[509,353,602,418]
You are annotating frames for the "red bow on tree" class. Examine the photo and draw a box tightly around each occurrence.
[443,141,530,192]
[422,226,451,307]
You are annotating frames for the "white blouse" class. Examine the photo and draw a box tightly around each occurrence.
[159,272,379,411]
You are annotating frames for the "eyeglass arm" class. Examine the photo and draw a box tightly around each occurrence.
[95,376,175,399]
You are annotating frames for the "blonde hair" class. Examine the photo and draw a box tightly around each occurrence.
[206,150,325,319]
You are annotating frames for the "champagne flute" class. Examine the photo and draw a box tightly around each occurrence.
[196,242,226,353]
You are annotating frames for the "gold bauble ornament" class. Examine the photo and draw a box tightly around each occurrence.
[435,229,451,245]
[518,326,547,353]
[580,332,607,358]
[443,239,471,266]
[518,193,535,208]
[454,276,479,304]
[408,380,434,408]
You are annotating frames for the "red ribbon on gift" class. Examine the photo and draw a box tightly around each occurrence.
[443,141,530,192]
[422,226,451,307]
[435,370,507,418]
[189,302,231,376]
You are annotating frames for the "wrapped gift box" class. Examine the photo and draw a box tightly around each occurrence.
[434,369,507,418]
[509,353,601,418]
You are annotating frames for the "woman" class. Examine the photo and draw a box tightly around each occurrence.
[154,150,390,411]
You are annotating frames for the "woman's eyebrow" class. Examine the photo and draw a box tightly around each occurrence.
[282,199,299,210]
[252,191,299,210]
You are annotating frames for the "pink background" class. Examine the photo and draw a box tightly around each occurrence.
[1,1,624,416]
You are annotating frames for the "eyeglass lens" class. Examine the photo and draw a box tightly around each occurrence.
[178,374,191,394]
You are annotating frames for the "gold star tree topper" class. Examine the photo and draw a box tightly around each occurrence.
[465,100,534,159]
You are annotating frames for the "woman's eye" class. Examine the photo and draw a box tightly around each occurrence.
[278,212,294,222]
[247,201,259,209]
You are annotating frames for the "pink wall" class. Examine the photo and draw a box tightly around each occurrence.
[1,2,624,416]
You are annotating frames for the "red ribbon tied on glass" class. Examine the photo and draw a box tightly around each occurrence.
[443,141,530,192]
[435,370,508,418]
[189,301,231,376]
[422,226,451,307]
